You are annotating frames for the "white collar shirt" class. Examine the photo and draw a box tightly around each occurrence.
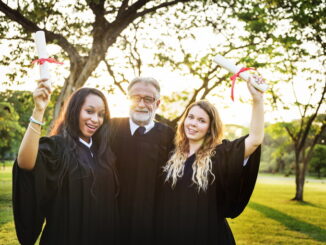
[129,118,155,136]
[79,137,93,157]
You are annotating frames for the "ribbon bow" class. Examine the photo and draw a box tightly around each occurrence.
[230,67,255,101]
[32,57,63,65]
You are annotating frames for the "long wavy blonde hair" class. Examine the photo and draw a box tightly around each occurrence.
[163,100,224,191]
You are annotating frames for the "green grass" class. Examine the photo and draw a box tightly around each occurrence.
[0,164,17,245]
[229,175,326,245]
[1,165,326,244]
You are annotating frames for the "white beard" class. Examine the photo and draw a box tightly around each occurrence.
[130,110,153,125]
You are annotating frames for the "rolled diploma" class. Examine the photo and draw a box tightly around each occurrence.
[34,31,51,81]
[213,54,268,92]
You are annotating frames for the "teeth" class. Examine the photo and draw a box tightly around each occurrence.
[87,124,96,129]
[187,128,196,133]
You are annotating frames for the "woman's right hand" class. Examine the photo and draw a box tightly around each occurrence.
[33,79,52,112]
[17,79,52,170]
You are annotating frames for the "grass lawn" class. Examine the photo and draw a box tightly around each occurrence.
[1,165,325,244]
[0,163,17,245]
[229,174,326,245]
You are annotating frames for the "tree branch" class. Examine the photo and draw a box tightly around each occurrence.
[0,1,81,60]
[297,84,326,152]
[117,0,148,20]
[285,125,296,143]
[103,60,127,95]
[117,0,129,18]
[89,0,105,16]
[0,0,38,33]
[135,0,189,19]
[306,122,326,161]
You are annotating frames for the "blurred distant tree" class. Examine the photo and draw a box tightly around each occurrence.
[0,102,23,160]
[309,144,326,178]
[0,89,60,158]
[264,123,294,175]
[269,108,325,201]
[0,89,60,129]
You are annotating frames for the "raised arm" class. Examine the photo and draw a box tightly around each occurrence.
[244,75,265,158]
[17,80,52,170]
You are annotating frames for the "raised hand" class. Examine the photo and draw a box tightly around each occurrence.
[33,79,52,112]
[244,74,265,158]
[18,79,52,170]
[247,74,265,102]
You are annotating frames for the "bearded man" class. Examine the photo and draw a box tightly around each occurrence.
[110,77,174,245]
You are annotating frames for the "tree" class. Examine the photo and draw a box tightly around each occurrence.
[225,0,326,202]
[264,123,295,175]
[0,0,195,121]
[281,109,325,201]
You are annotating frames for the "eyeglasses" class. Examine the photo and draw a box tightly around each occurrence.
[129,95,156,105]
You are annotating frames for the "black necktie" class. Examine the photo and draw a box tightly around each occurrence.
[134,126,146,136]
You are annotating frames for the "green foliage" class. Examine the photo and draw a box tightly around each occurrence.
[262,123,295,174]
[0,102,24,160]
[0,88,60,159]
[261,114,325,179]
[232,0,325,55]
[309,144,326,178]
[224,124,249,140]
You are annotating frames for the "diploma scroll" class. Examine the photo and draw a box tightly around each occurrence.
[34,31,51,82]
[213,55,268,92]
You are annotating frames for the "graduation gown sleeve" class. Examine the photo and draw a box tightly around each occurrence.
[12,136,63,245]
[214,135,261,219]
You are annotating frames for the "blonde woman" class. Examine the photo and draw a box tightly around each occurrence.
[155,76,265,245]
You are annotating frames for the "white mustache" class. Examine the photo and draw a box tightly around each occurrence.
[135,109,149,113]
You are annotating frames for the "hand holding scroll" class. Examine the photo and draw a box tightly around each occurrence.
[33,79,52,113]
[213,54,268,101]
[247,74,264,102]
[33,31,63,89]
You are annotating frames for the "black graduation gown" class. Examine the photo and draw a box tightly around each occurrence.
[110,118,174,245]
[155,136,261,245]
[12,135,118,245]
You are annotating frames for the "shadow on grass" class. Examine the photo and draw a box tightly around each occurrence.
[249,202,326,243]
[294,200,326,210]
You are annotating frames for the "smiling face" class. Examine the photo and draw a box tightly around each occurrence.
[128,82,160,126]
[79,94,105,142]
[184,105,210,145]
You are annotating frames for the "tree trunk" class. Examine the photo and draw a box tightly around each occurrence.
[52,59,86,123]
[293,158,306,201]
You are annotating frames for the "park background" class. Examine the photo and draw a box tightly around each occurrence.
[0,0,325,244]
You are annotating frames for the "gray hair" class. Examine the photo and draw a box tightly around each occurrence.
[127,77,161,98]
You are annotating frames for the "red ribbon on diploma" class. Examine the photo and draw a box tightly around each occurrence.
[32,58,63,65]
[230,67,255,101]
